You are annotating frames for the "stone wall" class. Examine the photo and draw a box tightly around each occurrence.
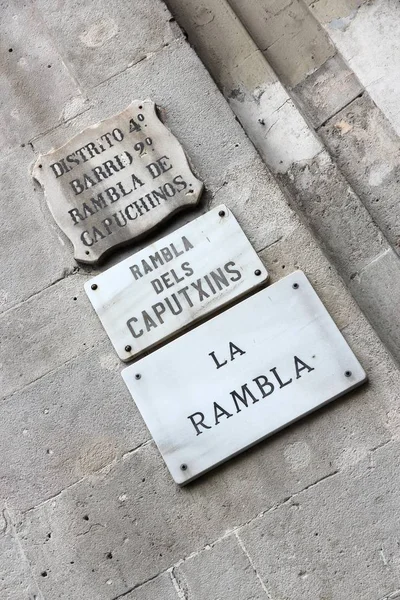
[1,1,400,599]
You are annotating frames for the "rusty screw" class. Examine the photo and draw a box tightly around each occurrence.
[91,283,98,290]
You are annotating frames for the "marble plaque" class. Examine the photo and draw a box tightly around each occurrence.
[85,205,268,361]
[122,271,367,485]
[32,100,203,264]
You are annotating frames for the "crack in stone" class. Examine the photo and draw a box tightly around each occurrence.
[170,567,189,600]
[92,38,183,90]
[110,572,164,600]
[235,531,274,599]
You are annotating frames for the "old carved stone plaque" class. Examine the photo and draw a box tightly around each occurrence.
[32,100,203,264]
[122,271,367,485]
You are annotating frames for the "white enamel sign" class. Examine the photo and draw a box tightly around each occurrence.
[122,271,367,485]
[85,205,268,361]
[32,100,203,264]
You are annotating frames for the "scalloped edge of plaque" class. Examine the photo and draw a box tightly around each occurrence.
[32,100,204,265]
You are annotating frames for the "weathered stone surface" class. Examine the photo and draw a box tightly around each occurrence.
[278,151,400,365]
[310,0,400,137]
[239,440,400,600]
[0,508,41,600]
[280,150,385,279]
[0,274,106,399]
[306,0,369,23]
[0,0,83,154]
[341,312,400,444]
[319,94,400,256]
[208,161,298,252]
[124,574,178,600]
[174,535,267,599]
[160,4,322,173]
[259,223,360,330]
[228,0,335,87]
[16,366,392,600]
[293,54,363,128]
[348,249,400,363]
[35,0,180,89]
[0,147,73,314]
[228,80,322,174]
[15,441,335,600]
[33,99,203,265]
[0,342,148,512]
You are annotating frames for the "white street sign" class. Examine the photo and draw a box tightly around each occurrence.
[85,205,268,361]
[122,271,367,485]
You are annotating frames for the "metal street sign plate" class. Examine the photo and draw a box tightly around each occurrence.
[122,271,367,485]
[32,99,203,264]
[85,205,268,361]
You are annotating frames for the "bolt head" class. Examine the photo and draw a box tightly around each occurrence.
[254,269,261,276]
[135,373,141,380]
[125,345,132,352]
[345,370,352,378]
[292,283,299,289]
[218,210,226,217]
[180,463,188,471]
[91,283,98,290]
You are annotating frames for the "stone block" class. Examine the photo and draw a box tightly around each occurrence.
[349,249,400,364]
[0,146,74,314]
[259,223,360,330]
[15,441,334,600]
[174,535,267,599]
[0,342,148,513]
[228,0,335,87]
[35,0,180,89]
[341,312,400,443]
[0,274,106,399]
[208,161,298,252]
[228,79,323,174]
[293,54,363,128]
[166,0,322,173]
[306,0,369,23]
[310,0,400,137]
[239,440,400,600]
[280,150,386,279]
[319,94,400,255]
[166,0,273,91]
[0,0,83,154]
[124,574,178,600]
[0,508,41,600]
